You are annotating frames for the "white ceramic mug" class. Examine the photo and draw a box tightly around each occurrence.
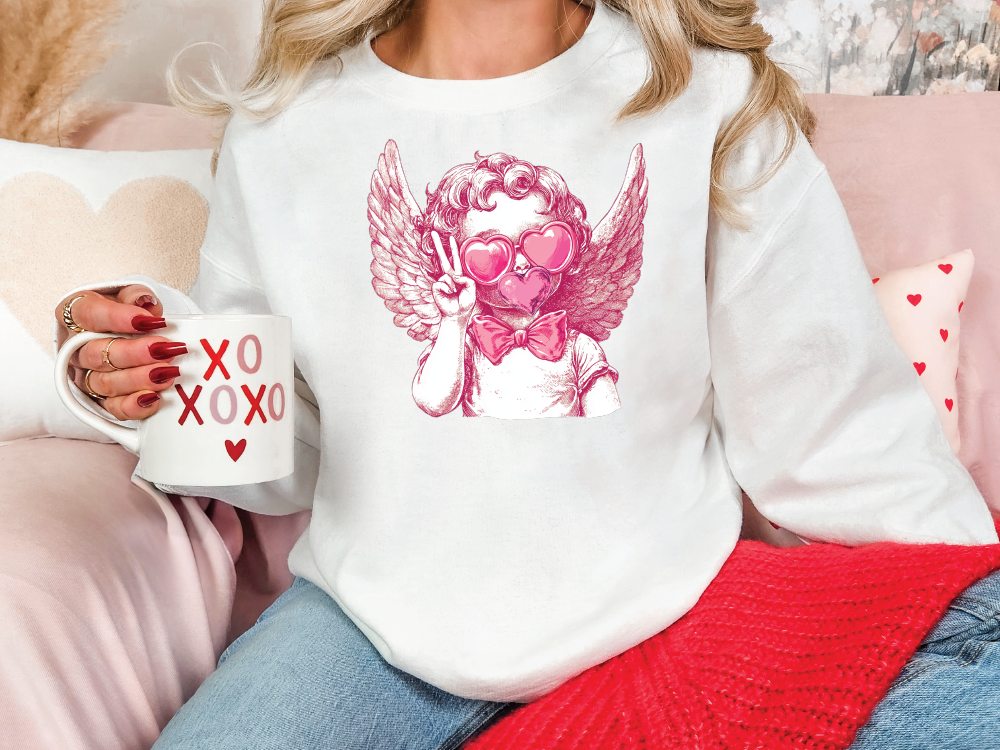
[55,315,294,486]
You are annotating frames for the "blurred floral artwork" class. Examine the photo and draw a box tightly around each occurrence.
[757,0,1000,93]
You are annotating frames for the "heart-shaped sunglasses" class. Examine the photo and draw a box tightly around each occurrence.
[459,220,577,286]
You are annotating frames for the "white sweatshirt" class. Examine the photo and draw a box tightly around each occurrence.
[91,2,998,702]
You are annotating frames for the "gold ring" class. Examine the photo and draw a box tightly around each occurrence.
[62,295,86,332]
[103,337,122,371]
[84,369,105,400]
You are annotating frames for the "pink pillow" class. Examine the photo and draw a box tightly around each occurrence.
[68,102,219,152]
[872,249,973,456]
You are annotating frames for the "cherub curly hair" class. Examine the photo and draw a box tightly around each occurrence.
[415,151,592,276]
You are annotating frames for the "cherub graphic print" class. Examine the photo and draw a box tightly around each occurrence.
[369,141,648,419]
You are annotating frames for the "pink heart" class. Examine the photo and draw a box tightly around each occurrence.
[913,362,926,376]
[461,236,513,285]
[520,222,575,273]
[938,264,953,274]
[497,268,554,315]
[225,439,247,462]
[907,294,922,306]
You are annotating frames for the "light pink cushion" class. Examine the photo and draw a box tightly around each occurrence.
[872,249,973,455]
[807,92,1000,514]
[68,103,219,152]
[0,438,234,749]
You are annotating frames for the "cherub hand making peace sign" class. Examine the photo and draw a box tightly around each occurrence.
[429,231,477,325]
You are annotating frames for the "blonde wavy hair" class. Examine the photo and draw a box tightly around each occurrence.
[167,0,815,229]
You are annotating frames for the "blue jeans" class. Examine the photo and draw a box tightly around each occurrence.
[849,567,1000,749]
[152,578,509,750]
[154,572,1000,749]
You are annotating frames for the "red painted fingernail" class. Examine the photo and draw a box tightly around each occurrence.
[149,341,188,360]
[150,366,180,384]
[132,316,167,332]
[137,392,160,408]
[135,295,158,311]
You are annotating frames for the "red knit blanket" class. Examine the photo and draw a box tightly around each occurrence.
[465,521,1000,750]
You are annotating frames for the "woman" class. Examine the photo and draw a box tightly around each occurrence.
[55,0,1000,747]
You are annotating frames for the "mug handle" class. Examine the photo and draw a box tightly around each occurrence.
[54,331,141,454]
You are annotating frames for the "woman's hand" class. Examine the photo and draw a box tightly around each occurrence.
[55,285,188,421]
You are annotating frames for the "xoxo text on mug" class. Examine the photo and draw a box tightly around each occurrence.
[55,315,294,486]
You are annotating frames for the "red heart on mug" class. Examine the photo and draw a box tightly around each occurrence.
[461,236,513,285]
[497,268,554,315]
[945,398,954,412]
[520,222,575,273]
[938,264,953,274]
[907,294,922,306]
[225,439,247,462]
[913,362,926,376]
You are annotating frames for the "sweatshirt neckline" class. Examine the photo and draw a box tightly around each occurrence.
[347,1,620,112]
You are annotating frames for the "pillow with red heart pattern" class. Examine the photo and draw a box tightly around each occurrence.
[871,249,972,456]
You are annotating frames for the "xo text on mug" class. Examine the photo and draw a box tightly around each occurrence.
[174,336,286,427]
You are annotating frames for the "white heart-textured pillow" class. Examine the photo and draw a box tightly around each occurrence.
[872,249,973,455]
[0,138,212,443]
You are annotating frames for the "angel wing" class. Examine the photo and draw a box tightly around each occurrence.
[368,140,442,342]
[546,144,648,342]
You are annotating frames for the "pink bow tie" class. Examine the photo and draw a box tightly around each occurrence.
[469,311,568,366]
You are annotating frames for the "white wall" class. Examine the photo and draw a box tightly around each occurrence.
[84,0,264,104]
